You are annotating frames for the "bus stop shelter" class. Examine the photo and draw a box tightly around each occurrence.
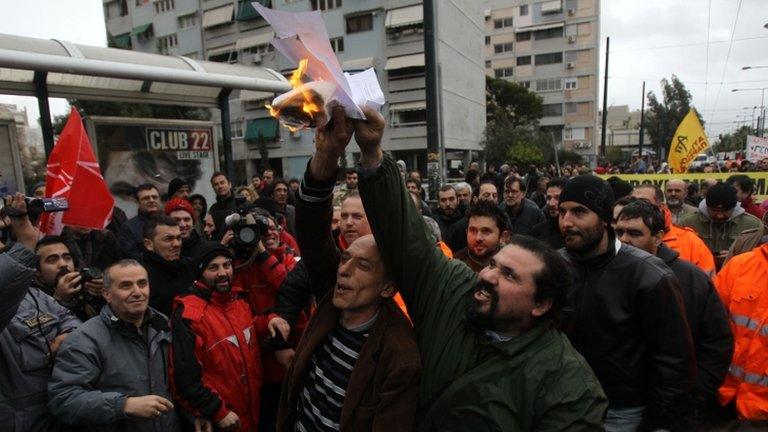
[0,33,290,177]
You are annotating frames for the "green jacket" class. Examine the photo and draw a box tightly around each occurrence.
[680,200,763,253]
[358,156,607,431]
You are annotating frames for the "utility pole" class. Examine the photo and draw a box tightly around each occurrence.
[638,80,645,160]
[423,0,441,200]
[600,37,610,157]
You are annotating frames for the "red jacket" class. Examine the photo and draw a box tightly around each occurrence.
[170,284,272,431]
[235,246,305,383]
[741,197,766,220]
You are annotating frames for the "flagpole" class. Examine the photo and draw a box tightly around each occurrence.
[638,80,645,161]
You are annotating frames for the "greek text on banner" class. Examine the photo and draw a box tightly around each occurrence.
[597,172,768,202]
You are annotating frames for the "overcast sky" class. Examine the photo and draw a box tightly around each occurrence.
[1,0,767,139]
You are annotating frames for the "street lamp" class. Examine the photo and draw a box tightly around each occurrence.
[732,88,767,136]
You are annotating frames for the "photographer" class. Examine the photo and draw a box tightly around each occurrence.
[0,193,81,432]
[226,207,303,432]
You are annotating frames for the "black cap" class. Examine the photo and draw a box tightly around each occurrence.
[606,176,633,201]
[167,178,188,198]
[559,175,616,223]
[192,241,234,278]
[706,182,738,210]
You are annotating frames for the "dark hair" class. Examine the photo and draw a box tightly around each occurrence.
[615,195,636,208]
[142,215,178,240]
[346,168,357,176]
[465,169,479,185]
[35,235,75,268]
[727,174,754,194]
[479,179,498,191]
[288,178,300,185]
[635,183,664,205]
[251,174,260,180]
[546,177,568,191]
[507,235,571,323]
[210,171,229,183]
[272,179,289,190]
[188,194,208,219]
[439,185,455,194]
[467,200,509,232]
[505,176,526,192]
[617,197,665,235]
[405,178,419,188]
[134,183,158,200]
[606,176,633,200]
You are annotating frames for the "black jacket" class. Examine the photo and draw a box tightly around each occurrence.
[117,213,152,259]
[656,244,733,408]
[434,208,464,241]
[181,230,203,260]
[500,198,545,236]
[529,214,564,249]
[273,260,312,327]
[208,193,236,239]
[561,236,695,431]
[141,251,194,317]
[61,227,123,271]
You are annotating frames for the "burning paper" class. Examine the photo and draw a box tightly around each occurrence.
[253,3,385,129]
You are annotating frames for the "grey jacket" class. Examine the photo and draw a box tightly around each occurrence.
[680,200,763,253]
[0,243,37,330]
[48,305,181,432]
[0,250,81,432]
[500,198,545,236]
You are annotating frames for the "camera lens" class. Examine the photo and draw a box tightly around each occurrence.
[238,226,257,245]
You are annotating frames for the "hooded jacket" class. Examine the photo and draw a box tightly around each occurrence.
[358,156,607,431]
[561,236,694,430]
[48,306,181,432]
[170,283,271,430]
[680,199,763,254]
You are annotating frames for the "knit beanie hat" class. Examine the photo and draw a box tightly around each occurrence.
[192,241,234,278]
[606,176,633,201]
[167,178,188,199]
[559,175,616,223]
[164,197,196,222]
[706,182,737,209]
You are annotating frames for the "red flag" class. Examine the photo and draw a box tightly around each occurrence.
[39,108,114,234]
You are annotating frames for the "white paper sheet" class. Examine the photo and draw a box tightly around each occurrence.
[252,3,385,122]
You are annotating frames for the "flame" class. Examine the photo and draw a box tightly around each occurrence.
[266,59,323,131]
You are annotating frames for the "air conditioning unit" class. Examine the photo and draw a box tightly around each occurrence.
[568,8,575,16]
[568,35,577,43]
[567,61,575,69]
[248,53,262,64]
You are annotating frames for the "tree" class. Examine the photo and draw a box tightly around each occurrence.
[645,75,703,157]
[507,142,544,167]
[714,125,753,153]
[482,77,544,166]
[604,145,625,166]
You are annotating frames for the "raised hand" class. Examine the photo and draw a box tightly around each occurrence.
[310,105,354,181]
[354,106,386,168]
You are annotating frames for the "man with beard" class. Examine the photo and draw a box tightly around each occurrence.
[558,175,694,431]
[665,179,697,224]
[530,178,567,249]
[140,216,194,316]
[208,172,236,239]
[614,199,732,425]
[271,179,296,235]
[118,184,162,258]
[454,182,473,207]
[445,181,498,252]
[327,106,608,430]
[501,176,545,236]
[171,242,283,432]
[164,198,202,259]
[454,200,510,273]
[435,185,463,240]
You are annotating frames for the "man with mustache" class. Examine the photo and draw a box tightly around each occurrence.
[558,175,694,431]
[333,107,608,430]
[665,179,697,225]
[454,200,510,273]
[170,242,283,432]
[140,215,194,316]
[530,177,568,249]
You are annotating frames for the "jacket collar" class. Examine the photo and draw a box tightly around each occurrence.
[567,231,619,269]
[100,304,168,333]
[215,192,234,204]
[142,249,186,270]
[480,318,554,358]
[697,198,745,222]
[656,243,679,265]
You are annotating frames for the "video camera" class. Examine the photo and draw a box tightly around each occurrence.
[224,196,270,251]
[0,195,69,216]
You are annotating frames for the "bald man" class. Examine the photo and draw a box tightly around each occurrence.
[665,180,697,225]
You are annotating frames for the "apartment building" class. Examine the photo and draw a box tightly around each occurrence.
[102,0,485,182]
[484,0,600,163]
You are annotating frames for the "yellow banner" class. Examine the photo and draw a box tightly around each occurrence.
[667,109,709,173]
[597,172,768,202]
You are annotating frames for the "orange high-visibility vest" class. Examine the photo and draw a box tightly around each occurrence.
[715,243,768,419]
[664,207,716,277]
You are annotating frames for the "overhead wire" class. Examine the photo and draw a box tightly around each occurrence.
[710,0,743,114]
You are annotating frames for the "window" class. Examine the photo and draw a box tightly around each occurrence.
[516,32,531,42]
[231,121,244,139]
[564,77,578,89]
[565,102,578,114]
[519,81,531,89]
[388,66,424,80]
[494,67,513,78]
[534,27,564,40]
[516,56,531,66]
[209,51,238,63]
[330,37,344,53]
[535,52,563,65]
[135,0,150,6]
[519,5,529,16]
[311,0,341,11]
[157,34,178,53]
[542,103,563,117]
[178,13,197,29]
[485,36,491,45]
[154,0,174,13]
[346,13,373,33]
[493,43,513,54]
[493,17,513,29]
[564,127,586,140]
[485,60,492,68]
[396,109,427,125]
[535,78,561,92]
[244,44,274,54]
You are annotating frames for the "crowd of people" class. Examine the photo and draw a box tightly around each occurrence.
[1,105,768,432]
